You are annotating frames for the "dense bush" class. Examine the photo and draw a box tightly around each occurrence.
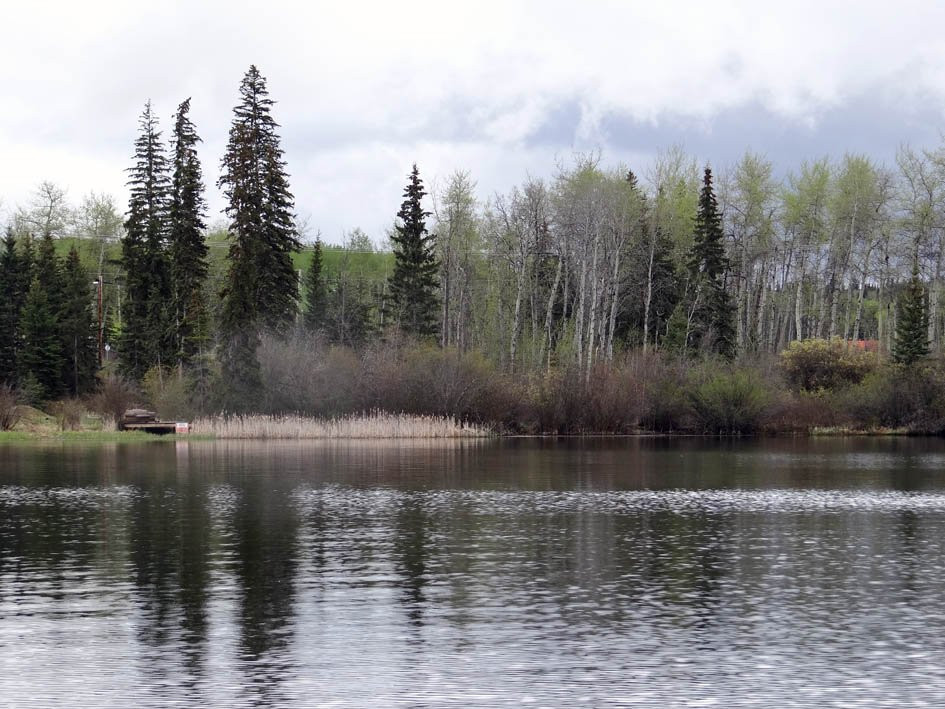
[141,367,196,421]
[780,338,876,392]
[688,368,773,434]
[763,391,842,433]
[842,362,945,433]
[74,333,945,436]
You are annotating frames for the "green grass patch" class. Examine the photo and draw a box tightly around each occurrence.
[0,430,215,443]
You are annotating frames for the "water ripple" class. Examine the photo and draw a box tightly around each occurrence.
[292,486,945,515]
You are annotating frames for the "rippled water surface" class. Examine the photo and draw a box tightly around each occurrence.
[2,437,945,707]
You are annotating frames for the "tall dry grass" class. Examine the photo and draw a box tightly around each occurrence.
[192,411,491,439]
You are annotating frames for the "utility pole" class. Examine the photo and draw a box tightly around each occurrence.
[93,279,104,365]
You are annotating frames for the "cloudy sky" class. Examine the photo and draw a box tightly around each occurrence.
[3,0,945,243]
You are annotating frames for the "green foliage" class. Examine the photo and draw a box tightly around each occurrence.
[0,230,23,383]
[625,219,678,348]
[217,66,299,408]
[689,368,771,433]
[141,366,193,420]
[321,236,376,347]
[60,248,98,396]
[681,167,735,357]
[388,164,439,338]
[218,64,301,336]
[18,278,64,402]
[303,239,328,331]
[780,338,877,391]
[842,362,945,433]
[663,301,691,354]
[168,97,210,367]
[120,100,173,379]
[893,265,929,365]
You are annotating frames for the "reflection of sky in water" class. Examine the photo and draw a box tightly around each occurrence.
[0,439,944,706]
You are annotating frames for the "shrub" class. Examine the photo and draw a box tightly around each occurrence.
[637,352,691,432]
[780,338,876,392]
[689,369,772,434]
[0,384,20,431]
[50,398,85,431]
[763,390,842,433]
[87,374,141,426]
[526,366,588,434]
[142,367,198,421]
[17,373,45,407]
[842,362,945,433]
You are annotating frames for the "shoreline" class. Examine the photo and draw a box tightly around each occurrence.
[0,428,930,443]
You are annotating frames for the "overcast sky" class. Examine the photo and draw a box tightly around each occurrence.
[4,1,945,244]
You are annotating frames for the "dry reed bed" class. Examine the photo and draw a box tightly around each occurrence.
[192,412,491,439]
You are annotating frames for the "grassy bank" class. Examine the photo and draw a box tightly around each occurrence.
[0,430,210,443]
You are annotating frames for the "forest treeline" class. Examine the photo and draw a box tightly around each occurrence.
[1,65,944,433]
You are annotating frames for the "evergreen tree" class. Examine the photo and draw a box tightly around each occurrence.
[168,97,209,369]
[17,234,35,292]
[325,269,374,348]
[683,166,735,358]
[219,65,301,333]
[34,232,63,300]
[387,164,439,338]
[218,255,263,411]
[218,66,300,409]
[0,230,21,383]
[60,247,99,396]
[120,101,173,379]
[303,239,328,331]
[33,233,69,393]
[18,278,63,401]
[893,263,930,365]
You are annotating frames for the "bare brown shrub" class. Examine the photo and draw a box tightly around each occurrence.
[50,398,86,431]
[87,375,141,427]
[0,384,20,431]
[762,391,843,433]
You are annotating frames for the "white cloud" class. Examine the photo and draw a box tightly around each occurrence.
[2,0,945,240]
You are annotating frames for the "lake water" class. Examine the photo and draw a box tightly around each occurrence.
[2,437,945,707]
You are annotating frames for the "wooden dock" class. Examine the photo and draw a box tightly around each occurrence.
[119,409,189,435]
[122,422,179,434]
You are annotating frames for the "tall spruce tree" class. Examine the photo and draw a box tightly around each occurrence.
[683,166,735,358]
[60,247,98,396]
[303,239,328,331]
[18,278,63,401]
[0,230,21,384]
[893,263,930,365]
[168,97,209,370]
[387,164,439,338]
[33,233,69,392]
[218,66,300,409]
[120,101,173,379]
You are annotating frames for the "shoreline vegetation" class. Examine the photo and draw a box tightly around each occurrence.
[4,336,945,441]
[191,412,490,439]
[3,67,945,442]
